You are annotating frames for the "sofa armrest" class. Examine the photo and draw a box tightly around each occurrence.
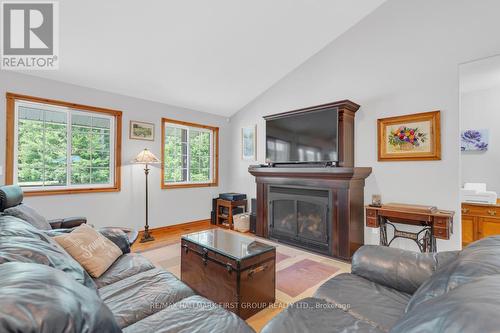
[352,245,449,294]
[49,217,87,229]
[44,228,75,237]
[98,227,131,254]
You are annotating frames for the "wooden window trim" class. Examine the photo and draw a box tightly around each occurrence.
[5,92,122,196]
[161,117,219,189]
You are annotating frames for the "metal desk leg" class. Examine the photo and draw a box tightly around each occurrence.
[379,217,388,246]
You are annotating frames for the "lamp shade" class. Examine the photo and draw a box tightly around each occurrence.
[133,148,160,164]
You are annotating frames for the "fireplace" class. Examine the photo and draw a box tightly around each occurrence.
[249,166,371,260]
[268,186,331,255]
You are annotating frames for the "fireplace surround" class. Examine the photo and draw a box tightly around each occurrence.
[248,166,372,260]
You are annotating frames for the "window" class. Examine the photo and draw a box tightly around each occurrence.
[6,93,122,195]
[161,118,218,188]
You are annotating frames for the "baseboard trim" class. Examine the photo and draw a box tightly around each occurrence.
[137,218,211,237]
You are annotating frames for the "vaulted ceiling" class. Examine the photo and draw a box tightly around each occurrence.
[27,0,386,116]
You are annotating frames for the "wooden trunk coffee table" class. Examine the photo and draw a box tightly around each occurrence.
[181,229,276,319]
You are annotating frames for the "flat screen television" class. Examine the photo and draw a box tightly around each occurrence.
[266,107,338,164]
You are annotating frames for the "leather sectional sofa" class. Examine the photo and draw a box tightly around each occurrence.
[262,237,500,333]
[4,180,500,333]
[0,214,254,332]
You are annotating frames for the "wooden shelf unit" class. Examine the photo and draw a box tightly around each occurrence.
[216,199,248,230]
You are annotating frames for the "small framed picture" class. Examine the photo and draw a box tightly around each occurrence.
[241,125,257,160]
[130,121,154,141]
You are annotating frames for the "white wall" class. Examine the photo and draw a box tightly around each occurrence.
[461,86,500,194]
[0,72,229,229]
[226,0,500,251]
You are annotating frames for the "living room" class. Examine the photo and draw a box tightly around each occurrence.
[1,1,500,332]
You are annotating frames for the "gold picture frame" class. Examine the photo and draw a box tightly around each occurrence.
[129,121,155,141]
[378,111,441,161]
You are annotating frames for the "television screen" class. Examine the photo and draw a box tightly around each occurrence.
[266,108,338,163]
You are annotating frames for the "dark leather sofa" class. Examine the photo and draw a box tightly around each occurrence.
[262,237,500,333]
[0,193,254,332]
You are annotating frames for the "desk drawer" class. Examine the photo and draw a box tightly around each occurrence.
[433,226,449,239]
[366,208,377,218]
[366,217,379,228]
[462,205,499,218]
[434,217,450,228]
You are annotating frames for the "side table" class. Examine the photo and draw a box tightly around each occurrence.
[216,199,248,230]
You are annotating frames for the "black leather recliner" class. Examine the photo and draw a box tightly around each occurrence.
[0,185,87,229]
[0,185,139,245]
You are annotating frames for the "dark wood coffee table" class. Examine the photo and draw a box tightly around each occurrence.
[181,229,276,319]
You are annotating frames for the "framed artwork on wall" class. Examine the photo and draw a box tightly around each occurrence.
[378,111,441,161]
[461,129,489,151]
[130,121,155,141]
[241,125,257,160]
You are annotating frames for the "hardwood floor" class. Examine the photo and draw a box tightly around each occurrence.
[131,219,216,252]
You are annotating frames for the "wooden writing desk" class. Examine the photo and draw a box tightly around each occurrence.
[365,203,454,252]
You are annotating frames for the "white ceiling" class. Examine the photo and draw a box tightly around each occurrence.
[460,55,500,93]
[27,0,386,116]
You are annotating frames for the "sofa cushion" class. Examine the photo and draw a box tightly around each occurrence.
[314,273,411,332]
[0,215,53,241]
[99,268,195,328]
[406,236,500,312]
[261,297,384,333]
[98,227,132,254]
[4,203,51,230]
[94,253,155,288]
[122,295,255,333]
[352,245,443,294]
[0,236,97,291]
[392,274,500,333]
[54,224,123,278]
[0,262,121,333]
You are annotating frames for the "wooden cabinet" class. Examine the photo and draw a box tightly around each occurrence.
[461,216,475,246]
[462,200,500,247]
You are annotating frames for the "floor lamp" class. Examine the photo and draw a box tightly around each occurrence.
[133,148,160,243]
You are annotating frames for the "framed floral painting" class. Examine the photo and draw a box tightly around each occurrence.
[461,129,489,151]
[378,111,441,161]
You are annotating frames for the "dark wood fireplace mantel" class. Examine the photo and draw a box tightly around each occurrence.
[249,165,372,260]
[248,166,372,180]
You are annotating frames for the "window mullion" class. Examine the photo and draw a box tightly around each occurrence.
[210,131,214,182]
[66,110,72,187]
[186,127,190,183]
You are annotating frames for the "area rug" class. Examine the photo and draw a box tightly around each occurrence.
[139,232,351,332]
